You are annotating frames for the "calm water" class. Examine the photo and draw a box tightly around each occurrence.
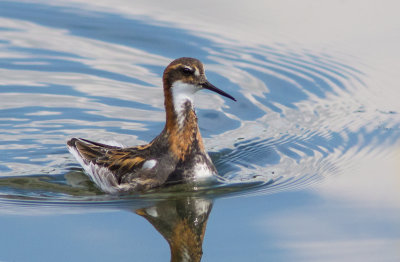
[1,1,400,261]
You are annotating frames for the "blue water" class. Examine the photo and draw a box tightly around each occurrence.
[1,1,400,261]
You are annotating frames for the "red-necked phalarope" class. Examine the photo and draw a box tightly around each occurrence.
[67,57,236,193]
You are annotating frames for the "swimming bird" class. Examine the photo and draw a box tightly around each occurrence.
[67,57,236,193]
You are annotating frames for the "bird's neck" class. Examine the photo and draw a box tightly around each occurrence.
[164,82,205,160]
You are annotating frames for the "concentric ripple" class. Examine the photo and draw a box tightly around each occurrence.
[0,1,399,213]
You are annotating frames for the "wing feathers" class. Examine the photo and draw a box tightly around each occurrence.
[67,138,152,190]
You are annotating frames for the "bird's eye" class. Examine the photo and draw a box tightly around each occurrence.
[182,67,193,75]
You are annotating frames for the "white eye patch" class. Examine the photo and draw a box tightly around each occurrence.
[194,68,200,77]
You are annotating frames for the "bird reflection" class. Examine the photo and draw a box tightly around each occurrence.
[0,171,214,261]
[136,196,213,262]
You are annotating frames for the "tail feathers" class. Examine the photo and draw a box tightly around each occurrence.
[67,138,120,193]
[67,138,106,163]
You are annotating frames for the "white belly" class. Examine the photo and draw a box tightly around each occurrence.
[193,162,215,180]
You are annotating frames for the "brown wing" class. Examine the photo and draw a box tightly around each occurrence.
[67,136,178,191]
[67,138,148,180]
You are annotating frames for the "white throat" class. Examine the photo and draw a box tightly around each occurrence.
[171,81,198,129]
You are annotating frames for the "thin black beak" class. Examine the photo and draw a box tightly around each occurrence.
[201,81,236,101]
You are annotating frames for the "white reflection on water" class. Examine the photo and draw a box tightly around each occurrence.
[253,148,400,261]
[318,148,400,208]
